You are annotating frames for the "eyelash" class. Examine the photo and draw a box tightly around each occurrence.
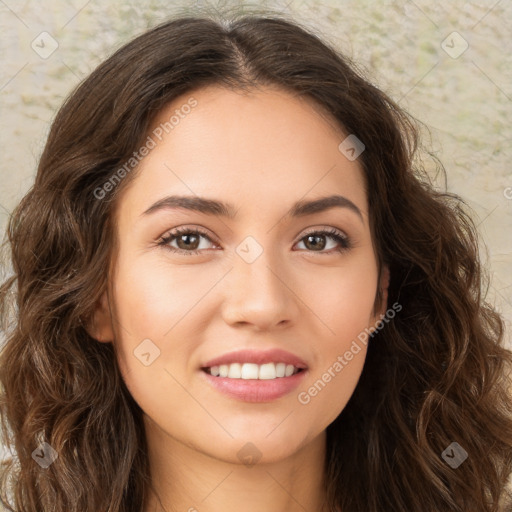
[157,226,351,256]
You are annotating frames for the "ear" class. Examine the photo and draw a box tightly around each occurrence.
[85,291,115,343]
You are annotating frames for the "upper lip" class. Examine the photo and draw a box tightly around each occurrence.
[201,348,308,370]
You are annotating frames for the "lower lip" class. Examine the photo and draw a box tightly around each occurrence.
[200,369,308,403]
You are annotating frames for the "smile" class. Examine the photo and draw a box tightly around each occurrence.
[203,362,303,379]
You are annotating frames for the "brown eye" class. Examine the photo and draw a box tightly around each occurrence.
[295,228,351,254]
[158,227,215,255]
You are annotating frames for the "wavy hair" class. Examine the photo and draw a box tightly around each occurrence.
[1,7,511,512]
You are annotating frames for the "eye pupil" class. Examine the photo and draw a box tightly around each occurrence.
[304,234,326,251]
[178,234,199,250]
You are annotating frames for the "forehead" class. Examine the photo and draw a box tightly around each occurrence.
[116,85,368,225]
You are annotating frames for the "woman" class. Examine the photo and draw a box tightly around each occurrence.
[1,8,511,512]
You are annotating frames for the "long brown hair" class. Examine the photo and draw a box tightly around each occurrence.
[1,6,511,511]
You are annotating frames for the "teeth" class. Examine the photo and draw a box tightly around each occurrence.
[275,362,286,377]
[228,363,242,378]
[207,362,301,379]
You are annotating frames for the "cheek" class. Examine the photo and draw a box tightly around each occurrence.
[108,255,191,387]
[295,281,373,429]
[109,253,227,409]
[109,265,196,430]
[112,252,212,337]
[297,344,367,429]
[304,254,378,341]
[293,255,377,424]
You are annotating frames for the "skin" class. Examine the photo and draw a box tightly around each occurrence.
[88,84,389,512]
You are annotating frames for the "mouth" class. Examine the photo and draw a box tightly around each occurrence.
[202,362,305,380]
[199,348,309,402]
[199,363,308,403]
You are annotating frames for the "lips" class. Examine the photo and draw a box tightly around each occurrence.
[199,348,309,402]
[200,367,308,402]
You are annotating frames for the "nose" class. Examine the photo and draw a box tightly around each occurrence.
[220,249,299,331]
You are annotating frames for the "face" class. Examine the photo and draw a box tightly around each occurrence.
[90,85,389,465]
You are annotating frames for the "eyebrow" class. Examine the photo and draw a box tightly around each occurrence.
[141,194,364,222]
